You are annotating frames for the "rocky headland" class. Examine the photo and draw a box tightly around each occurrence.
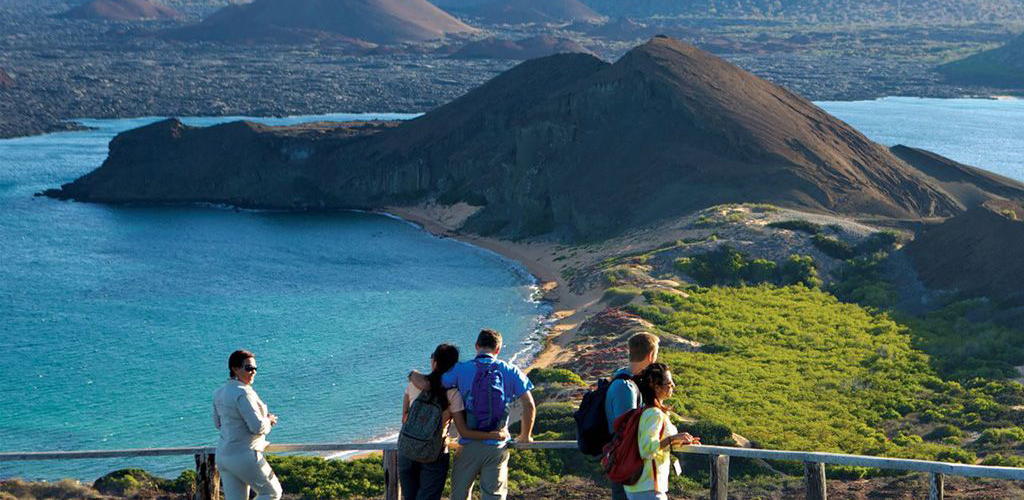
[47,37,1024,242]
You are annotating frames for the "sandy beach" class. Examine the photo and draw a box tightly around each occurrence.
[383,203,605,371]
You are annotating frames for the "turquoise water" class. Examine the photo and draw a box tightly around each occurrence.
[2,98,1023,482]
[818,97,1024,182]
[0,114,544,481]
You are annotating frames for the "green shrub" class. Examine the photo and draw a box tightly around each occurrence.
[529,368,586,387]
[602,286,642,307]
[0,479,103,500]
[981,454,1024,467]
[743,259,778,284]
[779,254,822,288]
[767,219,824,234]
[977,427,1024,445]
[830,252,898,308]
[674,245,747,285]
[856,230,904,254]
[924,424,963,441]
[165,469,197,494]
[812,233,855,259]
[268,455,384,499]
[511,402,577,438]
[674,418,736,446]
[92,469,161,496]
[628,286,937,455]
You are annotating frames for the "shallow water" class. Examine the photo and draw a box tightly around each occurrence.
[0,113,543,481]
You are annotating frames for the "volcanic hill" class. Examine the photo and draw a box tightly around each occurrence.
[938,32,1024,88]
[61,0,182,21]
[45,37,1024,240]
[906,201,1024,300]
[166,0,477,45]
[465,0,603,25]
[450,35,593,60]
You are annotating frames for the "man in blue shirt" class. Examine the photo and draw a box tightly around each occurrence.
[605,332,660,500]
[411,329,535,500]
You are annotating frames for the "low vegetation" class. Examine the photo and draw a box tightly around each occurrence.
[674,245,822,288]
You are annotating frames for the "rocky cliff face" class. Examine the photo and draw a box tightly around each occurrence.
[46,37,1024,241]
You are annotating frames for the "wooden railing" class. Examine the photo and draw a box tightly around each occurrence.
[4,441,1024,500]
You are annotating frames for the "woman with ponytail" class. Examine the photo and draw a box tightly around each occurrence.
[625,363,700,500]
[399,344,507,500]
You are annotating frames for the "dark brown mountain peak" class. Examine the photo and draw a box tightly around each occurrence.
[168,0,477,45]
[61,0,181,21]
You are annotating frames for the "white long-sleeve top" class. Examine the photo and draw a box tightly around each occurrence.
[213,379,272,455]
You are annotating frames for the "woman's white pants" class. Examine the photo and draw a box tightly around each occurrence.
[217,450,283,500]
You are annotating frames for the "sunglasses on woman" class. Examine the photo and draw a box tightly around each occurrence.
[243,365,258,372]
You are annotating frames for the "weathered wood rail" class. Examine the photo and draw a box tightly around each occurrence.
[3,441,1023,500]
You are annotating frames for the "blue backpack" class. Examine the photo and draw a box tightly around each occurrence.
[467,357,507,432]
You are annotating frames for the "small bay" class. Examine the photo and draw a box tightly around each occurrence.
[0,114,542,480]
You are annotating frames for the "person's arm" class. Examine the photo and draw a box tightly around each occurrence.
[636,409,664,459]
[237,392,272,436]
[517,391,536,443]
[402,392,411,424]
[408,370,430,391]
[212,401,221,430]
[451,410,508,441]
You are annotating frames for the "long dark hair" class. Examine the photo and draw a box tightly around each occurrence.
[634,362,672,411]
[427,344,459,410]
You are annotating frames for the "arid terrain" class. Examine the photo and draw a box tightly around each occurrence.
[1,0,1020,138]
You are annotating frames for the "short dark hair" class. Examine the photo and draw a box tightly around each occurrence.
[628,332,660,362]
[476,329,502,350]
[228,349,254,379]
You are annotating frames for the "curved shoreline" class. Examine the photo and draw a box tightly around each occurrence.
[381,205,600,372]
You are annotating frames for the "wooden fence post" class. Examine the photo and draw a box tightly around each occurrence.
[194,451,219,500]
[709,454,729,500]
[383,449,401,500]
[930,472,945,500]
[804,461,827,500]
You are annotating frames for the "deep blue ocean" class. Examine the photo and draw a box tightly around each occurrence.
[1,98,1022,481]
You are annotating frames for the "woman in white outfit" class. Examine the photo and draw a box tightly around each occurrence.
[213,349,283,500]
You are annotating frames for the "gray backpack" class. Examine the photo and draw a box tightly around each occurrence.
[398,391,446,463]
